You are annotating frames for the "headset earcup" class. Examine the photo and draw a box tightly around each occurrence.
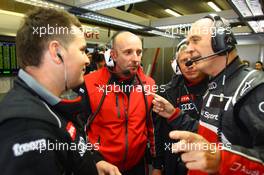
[212,29,229,56]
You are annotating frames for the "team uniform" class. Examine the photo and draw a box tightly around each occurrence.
[0,70,99,175]
[153,74,208,175]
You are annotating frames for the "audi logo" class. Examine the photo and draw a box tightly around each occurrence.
[180,103,195,111]
[208,82,217,90]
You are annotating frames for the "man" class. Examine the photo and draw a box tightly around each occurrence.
[82,31,155,174]
[152,39,208,175]
[255,61,264,71]
[152,14,264,174]
[92,51,106,70]
[0,7,120,175]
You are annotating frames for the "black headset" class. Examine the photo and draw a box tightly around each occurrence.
[57,52,64,63]
[203,14,237,56]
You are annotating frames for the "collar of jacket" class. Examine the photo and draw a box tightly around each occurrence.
[209,56,243,87]
[18,69,84,122]
[93,66,148,87]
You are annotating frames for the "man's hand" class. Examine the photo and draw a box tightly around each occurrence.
[151,168,162,175]
[96,160,122,175]
[151,93,176,118]
[169,131,221,174]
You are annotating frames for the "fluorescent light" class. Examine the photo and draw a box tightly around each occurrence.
[237,25,242,27]
[0,9,25,17]
[231,0,252,16]
[79,13,144,30]
[156,23,191,30]
[165,9,181,17]
[15,0,64,9]
[155,24,190,36]
[207,2,221,12]
[234,32,251,36]
[148,30,177,38]
[245,0,263,16]
[231,0,264,17]
[83,0,146,11]
[248,20,264,33]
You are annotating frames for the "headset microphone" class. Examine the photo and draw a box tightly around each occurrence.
[185,48,229,67]
[57,52,64,63]
[56,52,68,91]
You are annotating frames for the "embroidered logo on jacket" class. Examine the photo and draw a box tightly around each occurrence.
[240,78,255,96]
[66,122,76,141]
[78,137,86,157]
[12,139,46,156]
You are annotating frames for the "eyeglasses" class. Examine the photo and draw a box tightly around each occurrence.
[178,57,191,64]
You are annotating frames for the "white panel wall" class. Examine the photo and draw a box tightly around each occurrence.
[236,44,262,66]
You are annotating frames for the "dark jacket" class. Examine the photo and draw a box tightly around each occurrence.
[0,70,99,175]
[170,58,264,175]
[153,74,208,175]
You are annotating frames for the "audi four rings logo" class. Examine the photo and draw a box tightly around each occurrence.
[181,103,195,111]
[208,82,217,90]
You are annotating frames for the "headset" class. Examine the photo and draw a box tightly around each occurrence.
[56,50,68,91]
[173,38,187,74]
[204,14,237,56]
[57,52,64,63]
[185,14,237,67]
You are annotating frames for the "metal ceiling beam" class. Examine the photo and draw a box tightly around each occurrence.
[150,10,239,27]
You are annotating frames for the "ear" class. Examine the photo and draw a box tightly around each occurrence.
[110,49,117,62]
[48,40,63,64]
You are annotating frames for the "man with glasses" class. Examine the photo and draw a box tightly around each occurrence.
[152,39,208,175]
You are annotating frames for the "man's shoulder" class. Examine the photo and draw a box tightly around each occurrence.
[162,75,184,90]
[232,68,264,105]
[0,85,62,128]
[84,67,110,83]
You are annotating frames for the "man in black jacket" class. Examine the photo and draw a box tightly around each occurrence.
[152,39,208,175]
[152,14,264,174]
[0,7,120,175]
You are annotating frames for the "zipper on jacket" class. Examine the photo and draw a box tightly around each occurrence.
[122,94,129,164]
[115,93,121,118]
[97,135,101,147]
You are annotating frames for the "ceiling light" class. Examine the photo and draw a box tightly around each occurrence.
[78,13,144,30]
[83,0,147,11]
[248,20,264,33]
[0,9,25,17]
[245,0,263,16]
[234,32,251,36]
[237,25,242,27]
[148,30,178,38]
[207,2,221,12]
[165,9,181,17]
[15,0,64,9]
[156,23,191,30]
[231,0,263,17]
[231,0,252,17]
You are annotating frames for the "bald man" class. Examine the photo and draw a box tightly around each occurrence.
[81,31,156,174]
[152,14,264,174]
